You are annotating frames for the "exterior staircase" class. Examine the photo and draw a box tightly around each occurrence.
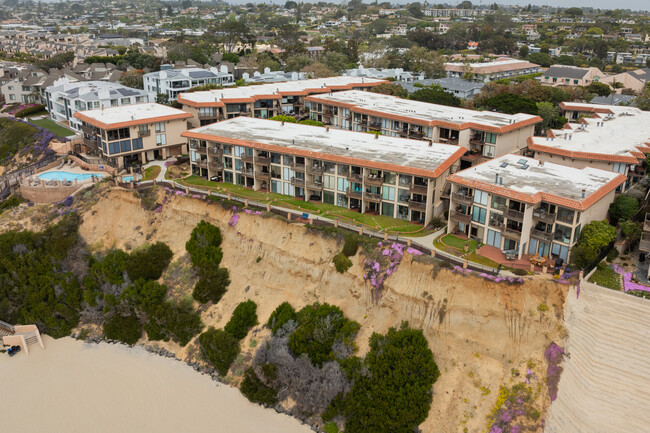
[0,319,15,337]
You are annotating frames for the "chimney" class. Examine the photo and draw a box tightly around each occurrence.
[282,121,285,126]
[375,133,378,140]
[326,126,330,132]
[539,160,544,166]
[495,173,499,184]
[581,189,586,199]
[499,177,503,186]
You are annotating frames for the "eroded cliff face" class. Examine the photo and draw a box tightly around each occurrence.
[77,189,567,433]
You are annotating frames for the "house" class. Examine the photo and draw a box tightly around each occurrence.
[401,77,484,99]
[540,65,605,87]
[444,58,541,81]
[527,103,650,192]
[241,68,307,84]
[182,117,466,223]
[343,66,424,82]
[304,90,540,168]
[177,76,387,128]
[45,80,155,132]
[600,69,649,93]
[73,103,192,168]
[143,65,234,101]
[447,154,626,261]
[467,41,479,50]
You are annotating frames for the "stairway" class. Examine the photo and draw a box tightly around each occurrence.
[25,335,39,346]
[545,282,650,433]
[0,320,15,337]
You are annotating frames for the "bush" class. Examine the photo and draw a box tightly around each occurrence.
[145,298,204,346]
[267,302,297,334]
[289,303,360,367]
[192,264,230,304]
[512,268,528,276]
[185,220,223,267]
[570,243,598,270]
[199,327,241,375]
[333,252,352,273]
[609,195,639,226]
[125,242,173,281]
[342,236,358,257]
[0,194,24,214]
[269,114,297,123]
[606,248,619,262]
[103,310,142,345]
[15,104,46,118]
[224,300,258,340]
[241,367,278,406]
[298,119,325,126]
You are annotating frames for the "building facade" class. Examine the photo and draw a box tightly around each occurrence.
[45,80,155,131]
[305,90,540,169]
[182,117,466,224]
[177,76,387,128]
[540,65,605,87]
[143,65,234,101]
[74,103,192,168]
[447,154,626,261]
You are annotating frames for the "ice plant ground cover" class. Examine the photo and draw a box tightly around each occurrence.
[544,342,565,402]
[362,242,413,301]
[613,264,650,294]
[487,380,544,433]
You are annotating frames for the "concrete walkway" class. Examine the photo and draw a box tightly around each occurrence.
[143,159,172,182]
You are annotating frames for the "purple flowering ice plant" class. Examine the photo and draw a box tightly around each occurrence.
[544,342,565,402]
[613,264,650,294]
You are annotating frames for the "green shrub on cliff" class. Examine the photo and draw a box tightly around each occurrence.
[267,302,297,334]
[125,242,173,281]
[103,309,142,345]
[199,327,241,375]
[241,367,278,406]
[192,264,230,304]
[225,300,258,340]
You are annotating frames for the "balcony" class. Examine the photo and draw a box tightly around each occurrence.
[488,219,504,230]
[503,227,522,239]
[408,200,427,211]
[196,160,208,169]
[208,147,223,156]
[307,165,324,174]
[368,121,381,131]
[347,173,363,183]
[209,161,224,171]
[408,129,424,138]
[256,156,270,165]
[255,171,271,180]
[190,143,207,154]
[290,177,305,187]
[452,211,471,224]
[365,175,383,186]
[240,154,254,163]
[410,183,428,194]
[533,209,556,224]
[531,229,553,242]
[291,161,305,171]
[346,188,363,198]
[83,136,98,149]
[81,125,95,136]
[198,112,218,120]
[364,192,381,202]
[239,109,252,116]
[306,181,323,191]
[505,208,525,222]
[138,129,151,137]
[239,168,254,176]
[323,109,333,117]
[452,192,473,205]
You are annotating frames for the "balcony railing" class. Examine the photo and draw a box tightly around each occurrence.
[240,168,254,176]
[138,129,151,137]
[410,183,428,194]
[365,175,383,186]
[306,181,323,191]
[209,161,224,171]
[503,227,522,239]
[505,208,525,222]
[452,211,471,224]
[307,165,324,174]
[198,112,218,120]
[240,154,254,163]
[364,192,381,202]
[452,192,473,205]
[82,137,97,148]
[208,147,223,156]
[408,200,427,211]
[347,173,363,183]
[368,122,381,130]
[290,177,305,187]
[488,219,504,230]
[196,160,208,169]
[81,125,95,136]
[256,156,270,165]
[409,129,424,138]
[291,161,305,170]
[533,209,556,224]
[531,229,553,242]
[346,188,363,198]
[255,171,270,180]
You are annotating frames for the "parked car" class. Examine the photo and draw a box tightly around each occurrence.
[7,345,21,357]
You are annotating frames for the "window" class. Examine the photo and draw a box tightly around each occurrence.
[108,141,120,154]
[271,180,281,194]
[156,134,166,146]
[199,107,216,117]
[383,172,396,185]
[234,145,244,157]
[323,175,335,190]
[9,95,15,101]
[398,189,410,204]
[472,206,486,224]
[554,224,572,244]
[491,195,506,210]
[381,202,395,217]
[107,128,130,141]
[138,124,149,135]
[382,186,395,201]
[131,138,143,150]
[485,132,497,144]
[323,190,335,204]
[337,177,349,192]
[120,140,131,153]
[613,163,626,174]
[474,190,488,205]
[483,145,495,158]
[155,122,165,133]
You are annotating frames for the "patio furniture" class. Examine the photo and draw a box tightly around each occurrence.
[503,249,517,260]
[530,254,548,267]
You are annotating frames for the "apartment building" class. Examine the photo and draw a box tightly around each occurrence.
[444,58,541,81]
[45,80,155,131]
[143,65,234,101]
[527,103,650,192]
[182,117,466,224]
[540,65,605,87]
[305,90,540,169]
[177,76,387,128]
[447,154,626,261]
[73,103,192,168]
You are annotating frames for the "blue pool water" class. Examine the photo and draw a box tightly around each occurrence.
[38,171,105,182]
[122,175,134,182]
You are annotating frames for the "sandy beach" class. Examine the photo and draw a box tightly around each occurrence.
[0,337,313,433]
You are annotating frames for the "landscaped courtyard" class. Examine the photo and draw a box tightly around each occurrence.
[29,118,75,137]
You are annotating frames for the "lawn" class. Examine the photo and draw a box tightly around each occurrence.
[142,166,161,181]
[180,176,435,235]
[588,263,621,290]
[440,234,478,252]
[29,118,75,137]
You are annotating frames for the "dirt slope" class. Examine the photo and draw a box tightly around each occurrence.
[77,189,568,433]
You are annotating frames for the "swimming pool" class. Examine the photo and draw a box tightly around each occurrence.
[38,171,105,182]
[122,175,134,182]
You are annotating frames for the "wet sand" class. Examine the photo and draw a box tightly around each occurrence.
[0,336,312,433]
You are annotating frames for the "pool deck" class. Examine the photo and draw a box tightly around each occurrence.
[38,165,109,180]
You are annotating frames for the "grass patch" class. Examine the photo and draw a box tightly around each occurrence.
[588,263,621,290]
[464,252,500,268]
[29,118,75,137]
[441,234,478,252]
[142,165,161,181]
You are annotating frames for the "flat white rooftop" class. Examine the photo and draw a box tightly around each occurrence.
[450,154,624,205]
[74,103,191,128]
[177,76,386,105]
[184,117,465,176]
[444,58,539,71]
[306,90,540,129]
[529,104,650,163]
